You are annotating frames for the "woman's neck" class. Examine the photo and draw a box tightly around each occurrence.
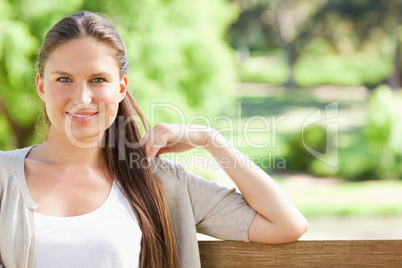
[37,128,106,167]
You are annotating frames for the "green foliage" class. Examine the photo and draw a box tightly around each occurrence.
[239,53,289,84]
[328,86,402,181]
[0,0,238,149]
[239,53,393,86]
[241,86,402,181]
[229,0,401,88]
[283,86,402,181]
[227,0,273,51]
[362,86,402,180]
[295,54,393,87]
[284,125,328,174]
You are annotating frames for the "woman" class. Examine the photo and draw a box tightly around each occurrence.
[0,11,307,268]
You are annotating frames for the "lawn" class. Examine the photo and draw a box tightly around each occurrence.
[275,174,402,217]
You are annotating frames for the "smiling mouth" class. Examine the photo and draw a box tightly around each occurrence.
[67,112,99,118]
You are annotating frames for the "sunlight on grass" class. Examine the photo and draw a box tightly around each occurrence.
[240,54,393,86]
[276,176,402,216]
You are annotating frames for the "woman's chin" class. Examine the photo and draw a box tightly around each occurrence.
[65,129,104,148]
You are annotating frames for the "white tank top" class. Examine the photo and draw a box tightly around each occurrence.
[34,181,142,268]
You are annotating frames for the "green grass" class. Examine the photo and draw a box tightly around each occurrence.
[275,177,402,217]
[240,54,393,86]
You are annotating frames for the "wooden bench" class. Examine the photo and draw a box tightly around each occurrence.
[198,240,402,267]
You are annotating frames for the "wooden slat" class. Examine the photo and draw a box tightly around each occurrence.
[198,240,402,267]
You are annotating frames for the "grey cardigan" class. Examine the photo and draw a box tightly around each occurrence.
[0,146,256,267]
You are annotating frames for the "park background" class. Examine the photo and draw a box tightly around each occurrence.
[1,0,401,239]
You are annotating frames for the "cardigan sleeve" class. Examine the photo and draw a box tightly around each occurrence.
[168,159,256,242]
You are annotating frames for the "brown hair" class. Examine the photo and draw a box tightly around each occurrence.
[36,10,177,267]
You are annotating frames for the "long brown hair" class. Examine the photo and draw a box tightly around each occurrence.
[36,10,177,267]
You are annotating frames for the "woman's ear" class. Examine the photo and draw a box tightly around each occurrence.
[36,73,45,102]
[119,76,128,102]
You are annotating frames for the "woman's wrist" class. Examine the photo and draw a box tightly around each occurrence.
[204,128,231,154]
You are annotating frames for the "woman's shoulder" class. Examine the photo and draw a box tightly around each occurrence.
[150,157,188,185]
[0,148,20,189]
[0,146,32,175]
[0,148,19,168]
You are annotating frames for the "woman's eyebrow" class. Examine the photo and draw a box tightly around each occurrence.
[50,71,112,77]
[90,72,111,77]
[51,71,72,76]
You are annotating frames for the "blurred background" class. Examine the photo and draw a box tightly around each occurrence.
[1,0,401,239]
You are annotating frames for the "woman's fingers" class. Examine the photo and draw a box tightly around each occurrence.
[142,125,180,160]
[156,142,194,156]
[144,134,169,160]
[141,124,169,156]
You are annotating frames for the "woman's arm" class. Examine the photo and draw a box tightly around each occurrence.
[204,132,308,243]
[142,123,308,243]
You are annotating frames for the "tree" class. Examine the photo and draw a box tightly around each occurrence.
[227,0,401,88]
[227,0,325,88]
[296,0,402,89]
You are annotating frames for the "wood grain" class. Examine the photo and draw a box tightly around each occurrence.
[199,240,402,267]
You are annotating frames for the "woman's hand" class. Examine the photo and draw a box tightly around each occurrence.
[141,123,223,161]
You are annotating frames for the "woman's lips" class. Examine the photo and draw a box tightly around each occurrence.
[66,111,99,123]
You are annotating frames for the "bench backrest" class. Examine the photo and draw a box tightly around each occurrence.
[198,240,402,267]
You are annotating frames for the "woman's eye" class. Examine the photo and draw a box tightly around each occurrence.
[92,77,105,83]
[57,77,71,83]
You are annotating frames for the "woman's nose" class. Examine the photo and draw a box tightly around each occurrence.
[74,82,92,104]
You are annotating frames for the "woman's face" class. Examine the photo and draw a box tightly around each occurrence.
[36,37,127,146]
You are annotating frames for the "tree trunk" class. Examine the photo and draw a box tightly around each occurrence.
[285,47,296,89]
[275,1,297,89]
[388,40,401,89]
